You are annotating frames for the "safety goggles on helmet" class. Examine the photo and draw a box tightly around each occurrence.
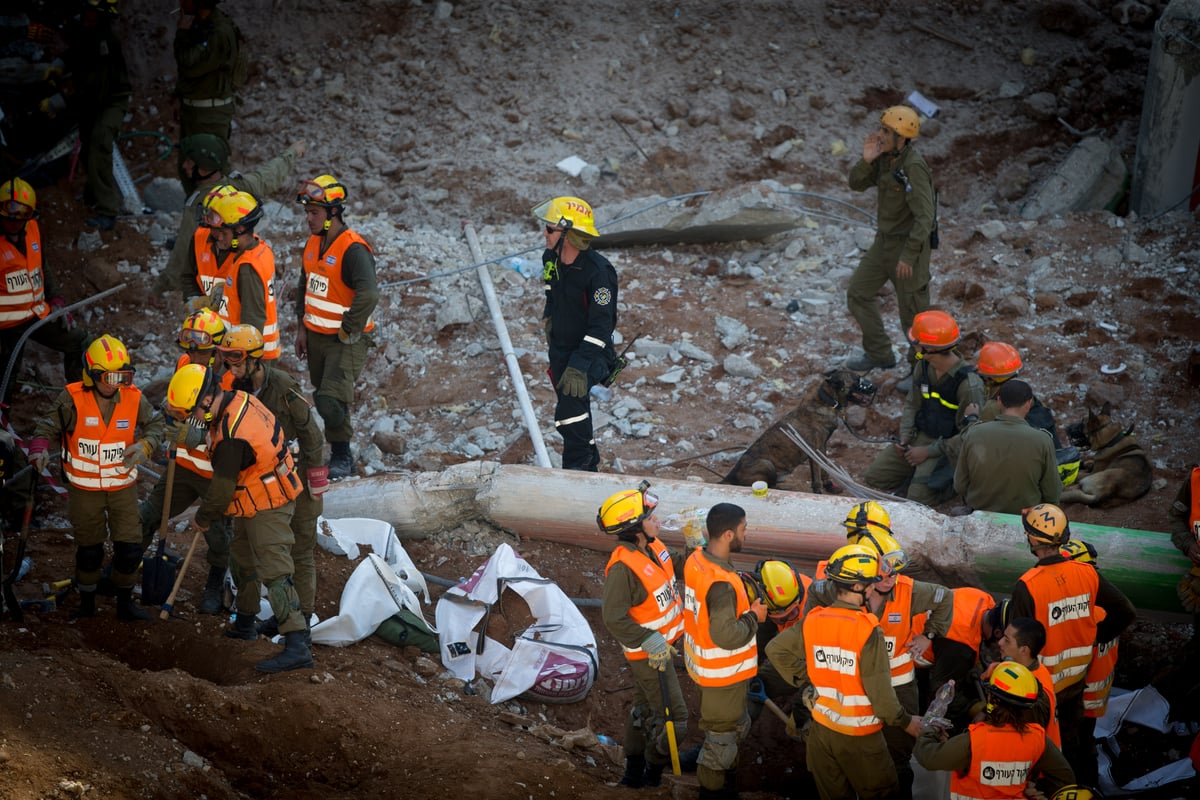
[178,327,216,350]
[1,199,35,221]
[97,369,135,387]
[767,604,802,627]
[879,548,908,576]
[201,207,227,229]
[297,180,327,202]
[596,480,657,537]
[216,346,249,365]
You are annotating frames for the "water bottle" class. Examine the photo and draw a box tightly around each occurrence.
[589,384,612,403]
[502,257,537,279]
[596,734,619,747]
[661,508,709,549]
[923,679,955,733]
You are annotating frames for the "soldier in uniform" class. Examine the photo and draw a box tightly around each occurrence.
[174,0,240,192]
[1168,466,1200,652]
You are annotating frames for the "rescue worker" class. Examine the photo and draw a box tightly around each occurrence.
[992,615,1061,748]
[914,661,1075,798]
[805,504,953,800]
[27,334,164,620]
[138,308,232,614]
[180,189,281,360]
[745,559,812,708]
[164,363,311,673]
[953,379,1062,514]
[216,324,327,639]
[863,310,984,506]
[1010,503,1136,787]
[844,105,935,376]
[911,585,996,733]
[532,196,618,472]
[1059,540,1121,726]
[1168,465,1200,652]
[767,544,924,800]
[295,174,379,480]
[598,482,688,789]
[682,503,767,799]
[174,0,240,191]
[156,135,305,295]
[0,178,90,404]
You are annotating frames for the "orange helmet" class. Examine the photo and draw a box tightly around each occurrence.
[908,310,960,351]
[977,342,1022,381]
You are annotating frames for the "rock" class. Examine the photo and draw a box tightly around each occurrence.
[372,430,408,455]
[434,2,454,20]
[1020,137,1128,219]
[1022,92,1059,121]
[1112,0,1152,26]
[722,354,761,378]
[1085,382,1126,408]
[715,315,750,349]
[665,98,689,119]
[182,750,206,768]
[998,81,1026,99]
[414,656,441,677]
[995,294,1030,317]
[677,341,716,363]
[1020,48,1037,66]
[995,162,1031,201]
[76,230,103,252]
[611,108,639,125]
[977,220,1007,240]
[768,140,794,161]
[434,293,477,330]
[142,177,186,213]
[730,97,755,121]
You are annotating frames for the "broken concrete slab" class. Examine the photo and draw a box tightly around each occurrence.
[1020,136,1129,219]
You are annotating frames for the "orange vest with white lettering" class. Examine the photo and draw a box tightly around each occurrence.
[913,586,994,667]
[950,722,1046,799]
[875,575,918,686]
[192,230,280,359]
[1019,560,1100,693]
[301,228,374,335]
[209,391,301,517]
[62,383,140,491]
[804,605,882,736]
[1031,662,1061,748]
[683,550,757,687]
[0,220,49,329]
[1083,635,1119,719]
[605,539,684,660]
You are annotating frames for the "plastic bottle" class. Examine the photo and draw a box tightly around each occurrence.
[596,734,618,747]
[923,679,955,733]
[502,257,537,279]
[661,507,709,549]
[589,384,612,403]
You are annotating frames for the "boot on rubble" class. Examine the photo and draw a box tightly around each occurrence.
[224,612,258,640]
[255,615,279,638]
[643,760,666,788]
[328,441,353,480]
[198,566,226,615]
[619,755,646,788]
[72,589,97,619]
[255,629,314,674]
[116,587,151,621]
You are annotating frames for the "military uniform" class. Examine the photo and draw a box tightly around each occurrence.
[182,233,279,358]
[954,413,1062,514]
[914,719,1074,796]
[173,8,239,158]
[541,246,618,471]
[1168,467,1200,648]
[864,356,984,505]
[846,144,935,366]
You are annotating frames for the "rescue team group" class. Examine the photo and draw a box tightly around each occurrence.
[597,486,1134,800]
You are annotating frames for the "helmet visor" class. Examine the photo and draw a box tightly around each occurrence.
[1,199,35,220]
[179,328,214,350]
[217,345,249,365]
[880,549,908,575]
[99,369,134,387]
[201,207,225,228]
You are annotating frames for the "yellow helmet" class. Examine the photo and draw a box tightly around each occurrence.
[824,543,882,585]
[596,481,657,537]
[1023,503,1071,546]
[217,323,265,364]
[880,105,920,139]
[531,196,600,238]
[82,334,134,387]
[0,177,37,221]
[843,500,893,538]
[178,308,226,351]
[1051,786,1098,800]
[165,363,219,419]
[985,661,1040,708]
[853,529,907,576]
[756,560,801,612]
[203,190,262,230]
[195,183,239,225]
[297,174,347,208]
[1060,539,1097,565]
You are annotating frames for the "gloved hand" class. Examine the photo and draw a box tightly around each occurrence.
[49,296,75,327]
[28,437,51,472]
[122,439,152,470]
[642,631,677,672]
[801,684,818,711]
[1177,567,1200,613]
[184,282,225,315]
[556,366,588,398]
[337,327,361,345]
[307,466,330,497]
[183,294,209,315]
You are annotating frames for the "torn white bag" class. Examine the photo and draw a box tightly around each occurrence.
[1096,685,1197,795]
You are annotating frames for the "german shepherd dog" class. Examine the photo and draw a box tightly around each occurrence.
[722,369,877,492]
[1061,403,1152,506]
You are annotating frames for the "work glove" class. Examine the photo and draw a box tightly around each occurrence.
[1178,567,1200,613]
[122,439,152,470]
[307,466,330,498]
[49,296,75,327]
[184,282,225,315]
[556,366,588,399]
[166,415,208,449]
[801,684,818,711]
[642,631,677,672]
[337,327,361,345]
[28,437,51,472]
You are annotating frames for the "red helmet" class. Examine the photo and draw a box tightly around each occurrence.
[977,342,1022,380]
[908,310,960,351]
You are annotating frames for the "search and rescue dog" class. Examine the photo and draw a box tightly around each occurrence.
[722,369,877,492]
[1060,403,1152,507]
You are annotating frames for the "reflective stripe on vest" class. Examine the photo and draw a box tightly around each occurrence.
[171,354,214,477]
[210,392,301,516]
[682,550,757,687]
[605,539,684,660]
[61,382,140,491]
[803,605,882,735]
[1083,636,1119,718]
[949,721,1045,799]
[878,575,916,686]
[192,231,281,359]
[301,228,374,334]
[0,219,49,328]
[1032,663,1061,748]
[1021,560,1100,693]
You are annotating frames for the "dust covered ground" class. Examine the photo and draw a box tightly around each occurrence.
[2,1,1200,798]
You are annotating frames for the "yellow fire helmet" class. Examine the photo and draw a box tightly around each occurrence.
[0,177,37,221]
[824,543,882,585]
[880,105,920,139]
[985,661,1040,709]
[82,334,134,388]
[1023,503,1070,546]
[531,196,599,238]
[178,308,226,351]
[596,481,657,537]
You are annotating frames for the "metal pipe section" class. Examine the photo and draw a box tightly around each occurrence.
[462,224,552,468]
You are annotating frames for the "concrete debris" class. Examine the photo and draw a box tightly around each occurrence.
[1021,137,1128,219]
[715,315,750,350]
[722,353,761,379]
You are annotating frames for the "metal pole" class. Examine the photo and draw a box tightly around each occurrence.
[462,224,552,468]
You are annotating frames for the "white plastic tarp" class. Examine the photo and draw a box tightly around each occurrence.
[1095,685,1197,795]
[435,542,598,705]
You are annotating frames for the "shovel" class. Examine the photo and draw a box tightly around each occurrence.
[2,465,36,622]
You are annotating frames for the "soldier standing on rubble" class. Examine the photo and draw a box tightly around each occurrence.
[844,105,935,383]
[532,196,618,471]
[174,0,240,192]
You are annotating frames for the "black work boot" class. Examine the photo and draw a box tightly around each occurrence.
[72,589,97,619]
[724,768,740,799]
[198,566,226,615]
[224,612,258,640]
[116,587,152,621]
[619,755,646,788]
[256,616,280,638]
[643,760,666,788]
[255,629,314,673]
[328,441,353,480]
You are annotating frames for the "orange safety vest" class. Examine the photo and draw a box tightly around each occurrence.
[209,391,301,517]
[1083,636,1119,719]
[1019,561,1100,693]
[775,573,813,632]
[0,220,49,329]
[301,228,375,335]
[1031,662,1062,748]
[605,539,684,660]
[875,575,918,687]
[192,229,280,359]
[683,550,757,687]
[803,605,883,736]
[950,722,1046,799]
[1189,466,1200,531]
[61,382,141,491]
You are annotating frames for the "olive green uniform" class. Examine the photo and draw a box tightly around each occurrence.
[139,460,229,571]
[601,539,689,770]
[847,144,935,366]
[33,387,164,589]
[766,597,913,800]
[173,9,239,151]
[71,13,130,219]
[954,413,1062,514]
[914,724,1074,792]
[180,236,272,336]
